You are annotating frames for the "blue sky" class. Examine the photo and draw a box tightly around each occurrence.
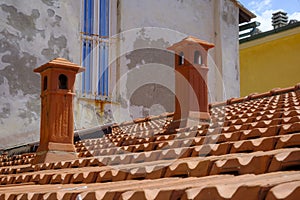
[239,0,300,31]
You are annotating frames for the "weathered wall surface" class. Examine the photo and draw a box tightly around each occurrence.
[0,0,80,149]
[219,0,240,99]
[113,0,240,121]
[0,0,241,148]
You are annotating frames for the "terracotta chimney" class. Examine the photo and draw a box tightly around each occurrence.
[33,58,84,164]
[167,36,214,129]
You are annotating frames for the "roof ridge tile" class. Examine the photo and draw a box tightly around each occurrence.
[210,83,300,108]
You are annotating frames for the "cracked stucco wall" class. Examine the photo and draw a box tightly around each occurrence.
[0,0,241,148]
[219,0,240,100]
[0,0,80,149]
[114,0,240,121]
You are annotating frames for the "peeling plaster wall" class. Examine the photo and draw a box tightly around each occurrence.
[115,0,240,120]
[74,97,116,130]
[0,0,80,149]
[220,0,240,99]
[0,0,241,148]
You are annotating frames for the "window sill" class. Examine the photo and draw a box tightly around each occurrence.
[78,93,112,102]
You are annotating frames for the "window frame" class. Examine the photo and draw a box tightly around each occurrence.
[80,0,111,98]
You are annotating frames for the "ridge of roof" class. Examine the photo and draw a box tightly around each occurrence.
[210,83,300,108]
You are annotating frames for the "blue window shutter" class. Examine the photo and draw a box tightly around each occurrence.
[104,43,109,95]
[98,44,103,95]
[82,0,109,96]
[82,40,87,92]
[83,0,87,33]
[86,40,92,93]
[99,0,109,95]
[82,0,94,94]
[83,0,94,34]
[88,0,94,34]
[85,40,90,93]
[101,44,106,95]
[97,44,101,95]
[100,0,109,37]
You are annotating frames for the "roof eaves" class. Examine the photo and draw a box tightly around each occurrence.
[240,21,300,43]
[230,0,256,23]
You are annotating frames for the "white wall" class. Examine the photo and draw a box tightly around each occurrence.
[112,0,240,121]
[0,0,80,149]
[0,0,241,148]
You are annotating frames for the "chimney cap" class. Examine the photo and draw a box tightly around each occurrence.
[272,17,288,22]
[271,11,289,29]
[272,11,287,17]
[34,58,85,73]
[167,36,215,51]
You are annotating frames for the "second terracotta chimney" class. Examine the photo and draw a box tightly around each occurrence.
[33,58,84,164]
[167,36,214,129]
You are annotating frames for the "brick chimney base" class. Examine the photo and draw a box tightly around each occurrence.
[33,142,77,164]
[166,111,211,133]
[187,111,210,127]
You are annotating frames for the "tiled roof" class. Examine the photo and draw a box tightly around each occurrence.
[0,84,300,199]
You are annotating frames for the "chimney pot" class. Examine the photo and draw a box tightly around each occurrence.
[33,58,84,164]
[167,36,214,130]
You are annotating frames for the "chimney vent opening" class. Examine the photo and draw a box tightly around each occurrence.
[59,74,68,89]
[179,52,184,65]
[43,76,48,91]
[194,50,202,65]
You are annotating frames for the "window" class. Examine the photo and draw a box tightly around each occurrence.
[179,52,184,65]
[81,0,110,96]
[194,50,202,65]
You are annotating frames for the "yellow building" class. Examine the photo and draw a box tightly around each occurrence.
[240,21,300,97]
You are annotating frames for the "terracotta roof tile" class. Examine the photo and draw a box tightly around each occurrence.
[279,122,300,135]
[192,143,231,157]
[210,153,271,175]
[268,148,300,172]
[1,85,300,198]
[275,133,300,149]
[231,136,277,153]
[165,159,211,178]
[240,125,280,140]
[265,181,300,200]
[0,171,299,199]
